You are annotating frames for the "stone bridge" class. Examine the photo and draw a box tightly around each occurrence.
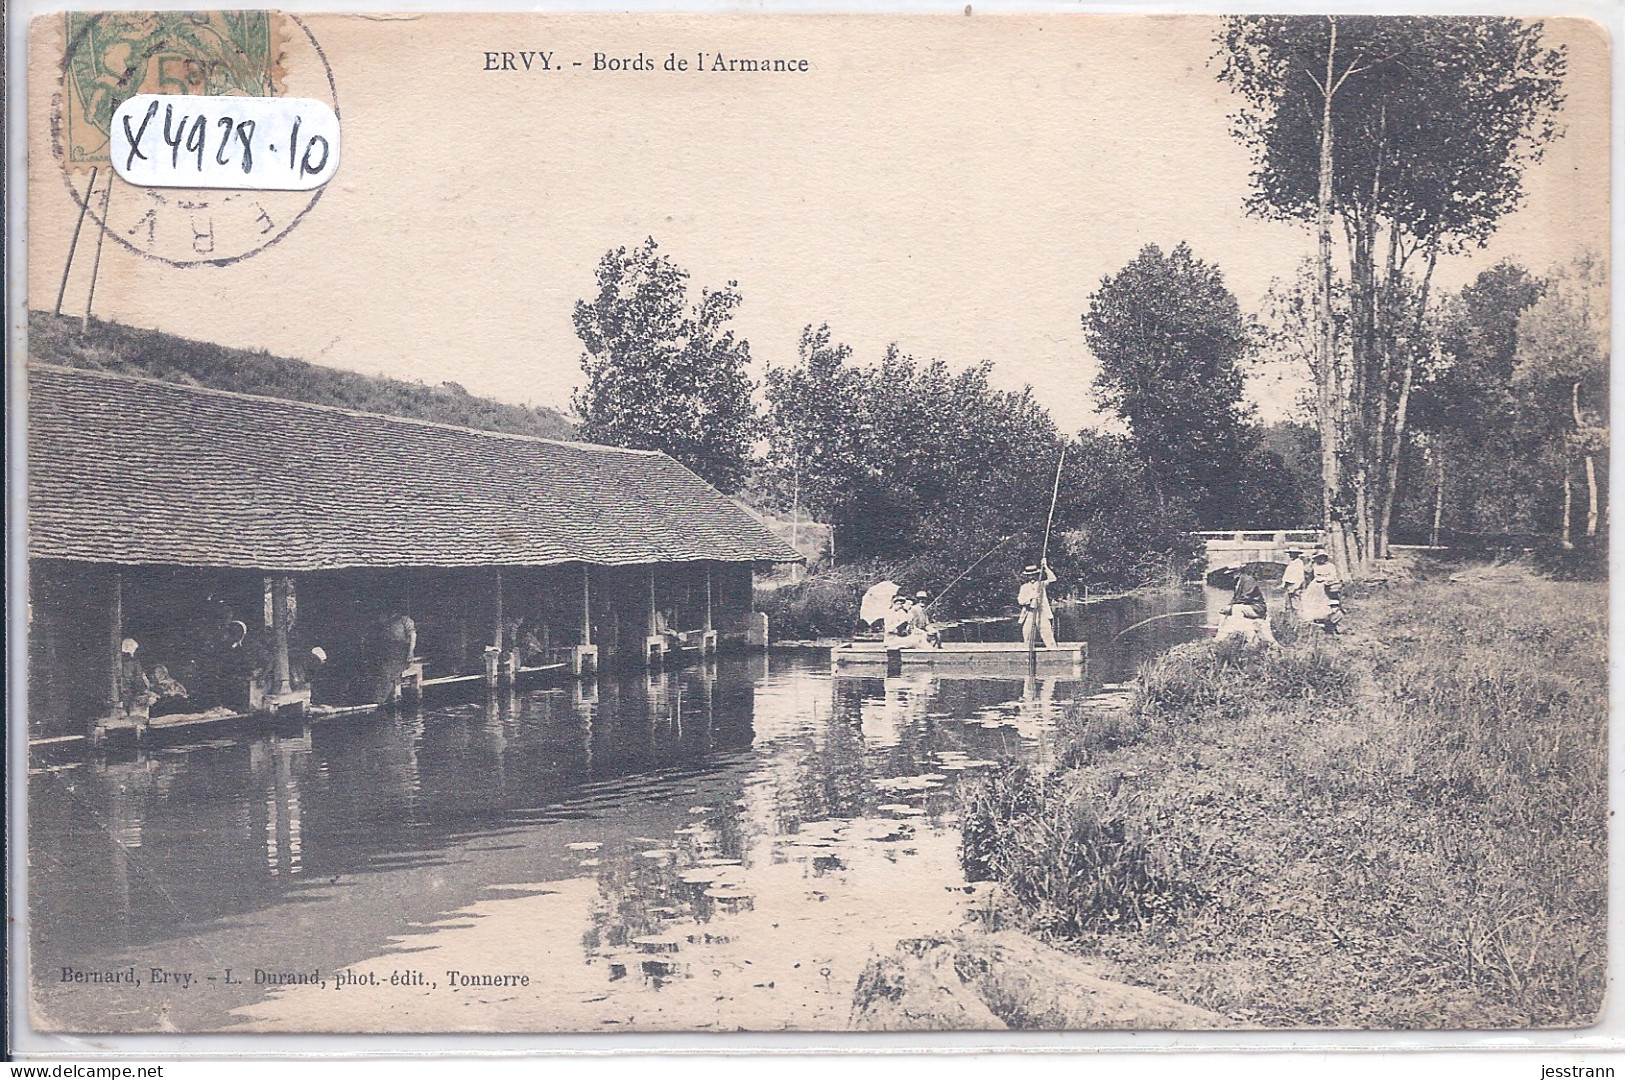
[1196,529,1325,576]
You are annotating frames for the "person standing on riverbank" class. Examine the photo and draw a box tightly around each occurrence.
[1301,552,1344,634]
[1018,562,1058,649]
[1281,550,1308,613]
[376,613,418,704]
[118,637,154,714]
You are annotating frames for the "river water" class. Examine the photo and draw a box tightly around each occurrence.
[27,587,1218,1034]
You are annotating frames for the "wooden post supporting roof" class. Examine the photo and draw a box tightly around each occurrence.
[645,564,663,667]
[107,569,122,713]
[704,563,713,632]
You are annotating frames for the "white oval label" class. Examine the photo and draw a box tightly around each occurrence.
[110,95,340,191]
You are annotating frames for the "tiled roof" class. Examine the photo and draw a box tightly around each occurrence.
[28,364,802,570]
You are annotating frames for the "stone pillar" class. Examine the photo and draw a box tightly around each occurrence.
[581,564,592,646]
[645,564,663,667]
[487,567,505,688]
[493,568,505,654]
[701,563,717,656]
[571,564,598,676]
[270,576,293,697]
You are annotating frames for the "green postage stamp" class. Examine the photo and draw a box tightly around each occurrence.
[61,11,283,167]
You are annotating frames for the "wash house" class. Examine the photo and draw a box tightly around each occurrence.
[27,364,801,741]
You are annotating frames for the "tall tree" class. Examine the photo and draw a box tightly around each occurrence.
[894,351,1060,557]
[1259,421,1323,527]
[1082,242,1270,528]
[572,238,760,491]
[1217,16,1566,573]
[1407,262,1546,542]
[762,329,1064,562]
[758,328,1202,597]
[1058,432,1203,591]
[1513,252,1609,547]
[761,324,876,536]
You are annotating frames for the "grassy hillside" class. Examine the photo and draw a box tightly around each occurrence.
[29,310,576,440]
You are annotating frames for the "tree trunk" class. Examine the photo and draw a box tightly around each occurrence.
[1314,19,1357,579]
[1561,467,1574,550]
[1430,450,1444,549]
[1376,364,1412,559]
[1354,461,1372,564]
[1345,216,1375,570]
[1571,380,1599,538]
[1375,244,1437,560]
[1585,454,1598,538]
[1370,222,1398,558]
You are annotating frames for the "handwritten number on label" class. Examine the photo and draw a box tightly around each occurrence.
[112,95,337,189]
[185,116,208,171]
[162,104,187,169]
[215,117,234,166]
[146,110,285,176]
[236,120,255,174]
[301,136,330,177]
[123,100,158,170]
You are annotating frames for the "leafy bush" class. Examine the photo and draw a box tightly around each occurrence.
[755,581,860,641]
[753,560,908,640]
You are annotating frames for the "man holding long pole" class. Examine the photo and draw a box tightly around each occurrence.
[1018,562,1059,649]
[1022,447,1067,653]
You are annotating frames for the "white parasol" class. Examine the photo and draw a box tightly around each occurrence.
[859,580,902,625]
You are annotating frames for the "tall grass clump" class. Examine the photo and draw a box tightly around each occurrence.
[961,765,1211,935]
[1132,633,1354,725]
[959,562,1607,1027]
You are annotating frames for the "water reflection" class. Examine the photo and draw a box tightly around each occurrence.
[28,587,1211,1032]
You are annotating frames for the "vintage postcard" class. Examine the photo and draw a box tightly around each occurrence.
[16,10,1611,1041]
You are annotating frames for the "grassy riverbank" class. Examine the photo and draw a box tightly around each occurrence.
[960,561,1607,1027]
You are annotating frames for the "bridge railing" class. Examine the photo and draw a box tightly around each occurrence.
[1197,529,1326,574]
[1194,529,1324,546]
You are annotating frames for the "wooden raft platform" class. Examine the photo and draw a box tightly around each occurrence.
[831,641,1086,674]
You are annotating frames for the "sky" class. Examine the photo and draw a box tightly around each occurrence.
[28,13,1611,433]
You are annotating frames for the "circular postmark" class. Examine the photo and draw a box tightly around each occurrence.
[52,12,339,268]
